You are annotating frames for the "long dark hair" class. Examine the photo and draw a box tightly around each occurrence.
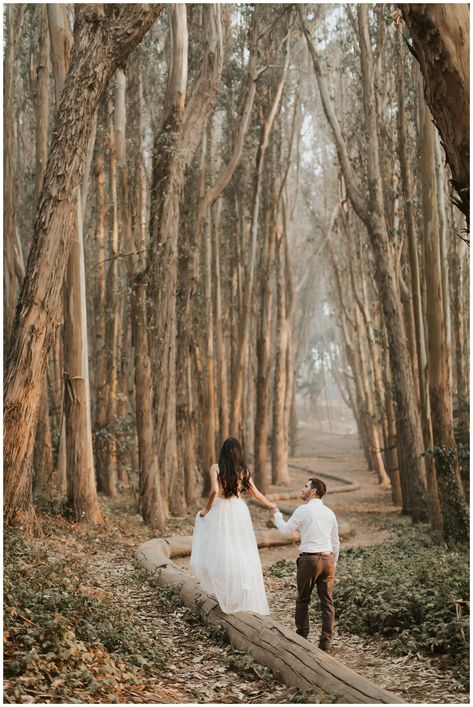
[217,438,251,498]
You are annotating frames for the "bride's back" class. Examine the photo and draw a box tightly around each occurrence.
[216,437,251,498]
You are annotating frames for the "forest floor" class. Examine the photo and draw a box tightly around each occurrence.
[4,418,469,704]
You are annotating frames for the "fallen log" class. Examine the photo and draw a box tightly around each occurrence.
[154,523,352,559]
[136,538,403,704]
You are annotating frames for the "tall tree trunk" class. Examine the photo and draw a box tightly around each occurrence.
[254,185,276,492]
[212,198,229,445]
[230,35,290,435]
[450,230,468,432]
[434,131,452,393]
[48,4,102,523]
[32,6,54,496]
[96,96,120,496]
[148,4,189,515]
[419,88,469,543]
[300,7,428,521]
[147,5,223,514]
[4,5,26,346]
[35,6,50,207]
[401,4,470,224]
[128,66,166,529]
[398,39,442,527]
[272,222,290,485]
[93,122,109,479]
[115,67,132,490]
[63,193,102,523]
[203,131,217,473]
[4,5,163,528]
[283,219,296,472]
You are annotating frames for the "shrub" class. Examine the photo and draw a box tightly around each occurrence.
[4,531,166,703]
[326,523,469,680]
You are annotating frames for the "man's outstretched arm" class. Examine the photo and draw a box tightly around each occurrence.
[273,506,303,535]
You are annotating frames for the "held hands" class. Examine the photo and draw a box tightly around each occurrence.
[268,503,278,514]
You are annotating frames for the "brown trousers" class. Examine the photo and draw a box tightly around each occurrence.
[295,553,335,644]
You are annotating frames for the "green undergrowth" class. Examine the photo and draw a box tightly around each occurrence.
[4,531,167,704]
[333,521,468,684]
[267,520,469,686]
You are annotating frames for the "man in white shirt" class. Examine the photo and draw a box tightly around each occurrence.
[272,477,339,651]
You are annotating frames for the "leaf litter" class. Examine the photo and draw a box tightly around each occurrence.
[5,427,469,704]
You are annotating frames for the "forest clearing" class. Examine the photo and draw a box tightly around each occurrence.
[3,3,469,705]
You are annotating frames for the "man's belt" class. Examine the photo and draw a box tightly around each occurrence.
[299,551,333,557]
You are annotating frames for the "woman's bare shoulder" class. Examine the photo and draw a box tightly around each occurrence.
[210,463,219,474]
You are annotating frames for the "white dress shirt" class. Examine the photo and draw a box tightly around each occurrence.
[273,498,340,562]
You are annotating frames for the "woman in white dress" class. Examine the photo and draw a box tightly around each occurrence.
[190,437,277,615]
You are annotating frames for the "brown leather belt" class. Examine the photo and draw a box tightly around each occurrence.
[300,551,332,557]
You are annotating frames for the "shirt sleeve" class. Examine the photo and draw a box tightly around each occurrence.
[331,516,340,563]
[273,507,303,535]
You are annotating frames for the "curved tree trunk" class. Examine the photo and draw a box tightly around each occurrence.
[49,4,102,523]
[4,5,163,528]
[400,4,469,225]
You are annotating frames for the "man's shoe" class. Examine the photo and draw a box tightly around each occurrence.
[318,640,331,652]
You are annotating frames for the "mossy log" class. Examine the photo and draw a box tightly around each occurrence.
[136,537,403,704]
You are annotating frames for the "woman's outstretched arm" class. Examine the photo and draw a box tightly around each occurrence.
[247,478,277,512]
[199,464,219,517]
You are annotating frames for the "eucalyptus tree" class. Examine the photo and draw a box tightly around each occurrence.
[4,5,25,346]
[299,6,429,521]
[401,4,469,226]
[146,4,224,515]
[4,4,163,529]
[229,17,291,439]
[418,83,469,542]
[47,4,102,522]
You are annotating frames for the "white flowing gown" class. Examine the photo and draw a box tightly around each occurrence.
[190,495,270,615]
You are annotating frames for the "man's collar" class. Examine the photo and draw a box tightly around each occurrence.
[308,497,323,504]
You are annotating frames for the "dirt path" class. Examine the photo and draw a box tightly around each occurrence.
[28,505,302,704]
[262,425,469,704]
[263,423,468,703]
[22,421,467,704]
[173,422,468,703]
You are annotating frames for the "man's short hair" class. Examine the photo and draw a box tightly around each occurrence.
[309,478,326,498]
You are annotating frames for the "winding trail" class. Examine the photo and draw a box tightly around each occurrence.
[258,422,468,703]
[27,418,467,703]
[171,421,468,703]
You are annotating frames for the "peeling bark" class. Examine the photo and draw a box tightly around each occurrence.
[401,4,469,224]
[4,5,163,527]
